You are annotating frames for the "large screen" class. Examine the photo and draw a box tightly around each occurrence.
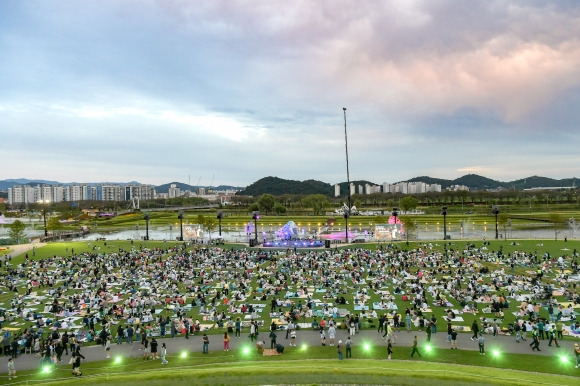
[374,216,404,240]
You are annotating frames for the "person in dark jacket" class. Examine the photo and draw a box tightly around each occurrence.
[72,349,85,376]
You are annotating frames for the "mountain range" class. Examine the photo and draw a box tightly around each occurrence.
[0,175,577,196]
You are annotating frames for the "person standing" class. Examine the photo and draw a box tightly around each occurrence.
[492,319,498,338]
[406,314,412,333]
[235,317,241,338]
[161,343,168,365]
[116,325,124,345]
[378,315,385,334]
[269,330,277,349]
[446,321,453,343]
[223,332,230,351]
[202,334,209,354]
[471,320,479,340]
[411,336,421,358]
[548,324,560,347]
[537,319,545,340]
[574,343,580,369]
[143,337,151,360]
[426,323,432,343]
[150,338,158,359]
[430,315,437,334]
[531,327,541,351]
[478,335,485,355]
[320,327,327,346]
[290,328,297,347]
[328,324,336,346]
[286,321,294,340]
[250,321,256,342]
[160,317,167,337]
[337,340,343,360]
[349,319,356,336]
[387,339,393,360]
[170,321,177,339]
[72,349,85,377]
[345,336,352,359]
[7,357,16,380]
[105,336,111,358]
[451,329,458,350]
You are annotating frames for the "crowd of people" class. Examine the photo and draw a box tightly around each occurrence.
[1,240,580,376]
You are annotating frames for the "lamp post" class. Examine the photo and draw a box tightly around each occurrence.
[38,199,50,237]
[343,107,352,243]
[492,205,500,239]
[177,211,184,241]
[252,211,259,244]
[144,213,150,240]
[392,207,399,240]
[217,211,224,236]
[441,206,447,240]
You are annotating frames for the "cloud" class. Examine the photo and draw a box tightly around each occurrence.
[0,0,579,186]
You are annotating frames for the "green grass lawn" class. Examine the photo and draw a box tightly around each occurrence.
[3,238,579,341]
[12,349,580,385]
[3,238,580,384]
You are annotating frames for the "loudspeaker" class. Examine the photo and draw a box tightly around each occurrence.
[324,240,331,248]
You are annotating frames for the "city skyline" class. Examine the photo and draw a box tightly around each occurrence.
[1,1,579,187]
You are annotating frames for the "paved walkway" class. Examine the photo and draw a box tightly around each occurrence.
[3,242,46,258]
[4,328,576,372]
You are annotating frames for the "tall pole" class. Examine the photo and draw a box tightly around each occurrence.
[144,213,150,240]
[217,211,223,236]
[178,211,184,241]
[43,207,48,237]
[441,206,447,240]
[343,107,351,243]
[492,206,500,239]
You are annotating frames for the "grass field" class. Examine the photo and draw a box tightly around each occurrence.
[9,347,580,385]
[3,238,579,341]
[3,238,580,384]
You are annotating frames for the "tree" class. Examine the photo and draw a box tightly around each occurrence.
[46,216,64,232]
[248,203,260,212]
[8,220,27,244]
[257,194,275,214]
[497,213,509,240]
[399,196,419,212]
[273,203,287,215]
[203,216,217,240]
[301,194,330,216]
[399,216,417,244]
[549,212,563,241]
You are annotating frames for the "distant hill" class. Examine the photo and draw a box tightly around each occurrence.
[0,178,61,190]
[453,174,502,190]
[1,175,576,196]
[237,177,334,196]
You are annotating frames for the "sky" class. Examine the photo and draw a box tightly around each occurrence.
[1,0,579,188]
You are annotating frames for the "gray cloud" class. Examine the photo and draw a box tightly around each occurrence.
[1,0,579,186]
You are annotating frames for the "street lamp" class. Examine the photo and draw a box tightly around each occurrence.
[343,107,352,243]
[441,206,447,240]
[252,211,259,245]
[217,211,224,236]
[143,213,150,240]
[392,207,399,240]
[38,199,50,237]
[177,211,184,241]
[492,205,500,239]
